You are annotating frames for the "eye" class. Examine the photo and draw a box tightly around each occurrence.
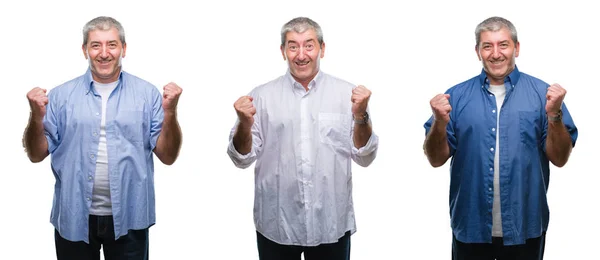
[289,45,298,51]
[305,44,314,51]
[500,43,509,48]
[483,45,491,50]
[109,43,118,48]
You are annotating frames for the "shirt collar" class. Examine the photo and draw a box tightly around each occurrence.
[84,68,124,95]
[478,65,521,89]
[286,69,322,91]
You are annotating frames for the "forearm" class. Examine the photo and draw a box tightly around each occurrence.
[424,121,450,167]
[232,123,252,155]
[155,111,182,165]
[23,113,48,162]
[545,120,572,167]
[353,122,372,149]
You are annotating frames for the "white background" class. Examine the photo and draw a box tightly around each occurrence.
[1,0,597,259]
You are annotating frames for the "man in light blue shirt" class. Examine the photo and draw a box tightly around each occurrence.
[23,16,182,260]
[424,17,577,260]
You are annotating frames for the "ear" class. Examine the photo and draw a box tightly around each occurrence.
[475,45,481,61]
[320,42,325,58]
[280,45,286,60]
[514,41,520,58]
[82,44,88,59]
[122,43,127,58]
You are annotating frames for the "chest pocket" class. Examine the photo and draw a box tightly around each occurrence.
[518,110,541,148]
[318,112,351,148]
[115,108,145,144]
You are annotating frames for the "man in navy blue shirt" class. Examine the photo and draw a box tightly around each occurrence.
[424,16,577,260]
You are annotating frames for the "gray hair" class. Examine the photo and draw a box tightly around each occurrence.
[280,17,323,47]
[82,16,126,46]
[475,16,518,48]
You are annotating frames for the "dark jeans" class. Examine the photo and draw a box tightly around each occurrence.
[452,233,546,260]
[55,215,149,260]
[257,231,351,260]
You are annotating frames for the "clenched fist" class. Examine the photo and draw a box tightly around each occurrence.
[162,82,183,112]
[430,94,451,124]
[26,87,48,120]
[546,83,566,116]
[351,85,371,115]
[234,96,256,128]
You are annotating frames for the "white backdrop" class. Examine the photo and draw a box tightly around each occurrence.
[1,0,597,259]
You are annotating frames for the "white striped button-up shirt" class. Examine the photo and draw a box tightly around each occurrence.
[228,70,378,246]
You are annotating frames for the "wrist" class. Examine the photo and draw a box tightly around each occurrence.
[29,111,44,123]
[353,111,369,125]
[547,109,562,122]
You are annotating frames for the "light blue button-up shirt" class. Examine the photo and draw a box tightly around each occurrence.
[424,66,578,245]
[44,69,163,243]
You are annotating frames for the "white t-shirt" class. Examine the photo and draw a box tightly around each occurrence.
[489,84,506,237]
[90,80,119,216]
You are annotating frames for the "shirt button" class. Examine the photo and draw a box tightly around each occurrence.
[492,109,496,113]
[489,94,493,97]
[88,176,92,180]
[489,168,493,171]
[90,154,95,159]
[489,188,492,191]
[87,197,91,201]
[490,148,494,152]
[95,112,100,116]
[492,128,496,132]
[93,132,98,136]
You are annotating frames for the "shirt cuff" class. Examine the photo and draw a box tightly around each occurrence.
[352,132,378,156]
[227,140,255,159]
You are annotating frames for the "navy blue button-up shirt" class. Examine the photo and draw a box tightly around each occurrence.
[44,69,164,243]
[424,66,578,245]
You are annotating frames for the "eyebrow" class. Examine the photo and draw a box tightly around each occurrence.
[287,39,316,45]
[482,40,510,45]
[90,40,119,44]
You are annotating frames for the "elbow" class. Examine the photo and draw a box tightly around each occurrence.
[551,158,568,168]
[426,155,447,168]
[355,160,373,168]
[28,155,44,163]
[429,161,445,168]
[26,151,46,163]
[157,154,178,166]
[231,158,253,169]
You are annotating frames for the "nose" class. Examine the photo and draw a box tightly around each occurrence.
[492,46,502,58]
[297,46,307,60]
[100,45,109,58]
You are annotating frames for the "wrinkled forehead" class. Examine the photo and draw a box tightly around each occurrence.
[284,29,318,45]
[86,28,121,43]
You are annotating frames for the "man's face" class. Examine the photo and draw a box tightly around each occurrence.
[280,29,325,87]
[476,27,519,85]
[82,27,126,83]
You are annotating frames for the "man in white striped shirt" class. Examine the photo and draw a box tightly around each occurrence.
[227,17,379,260]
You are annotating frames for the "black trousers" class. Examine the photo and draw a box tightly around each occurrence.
[257,231,351,260]
[55,215,149,260]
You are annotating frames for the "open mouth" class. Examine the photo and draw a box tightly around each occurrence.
[295,61,309,67]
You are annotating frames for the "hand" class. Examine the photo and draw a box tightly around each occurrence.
[430,94,451,124]
[546,83,566,116]
[351,85,371,115]
[234,96,256,128]
[162,82,183,113]
[26,87,48,120]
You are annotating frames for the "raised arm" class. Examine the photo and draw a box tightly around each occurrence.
[154,82,183,165]
[424,94,452,167]
[23,87,49,163]
[545,83,573,167]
